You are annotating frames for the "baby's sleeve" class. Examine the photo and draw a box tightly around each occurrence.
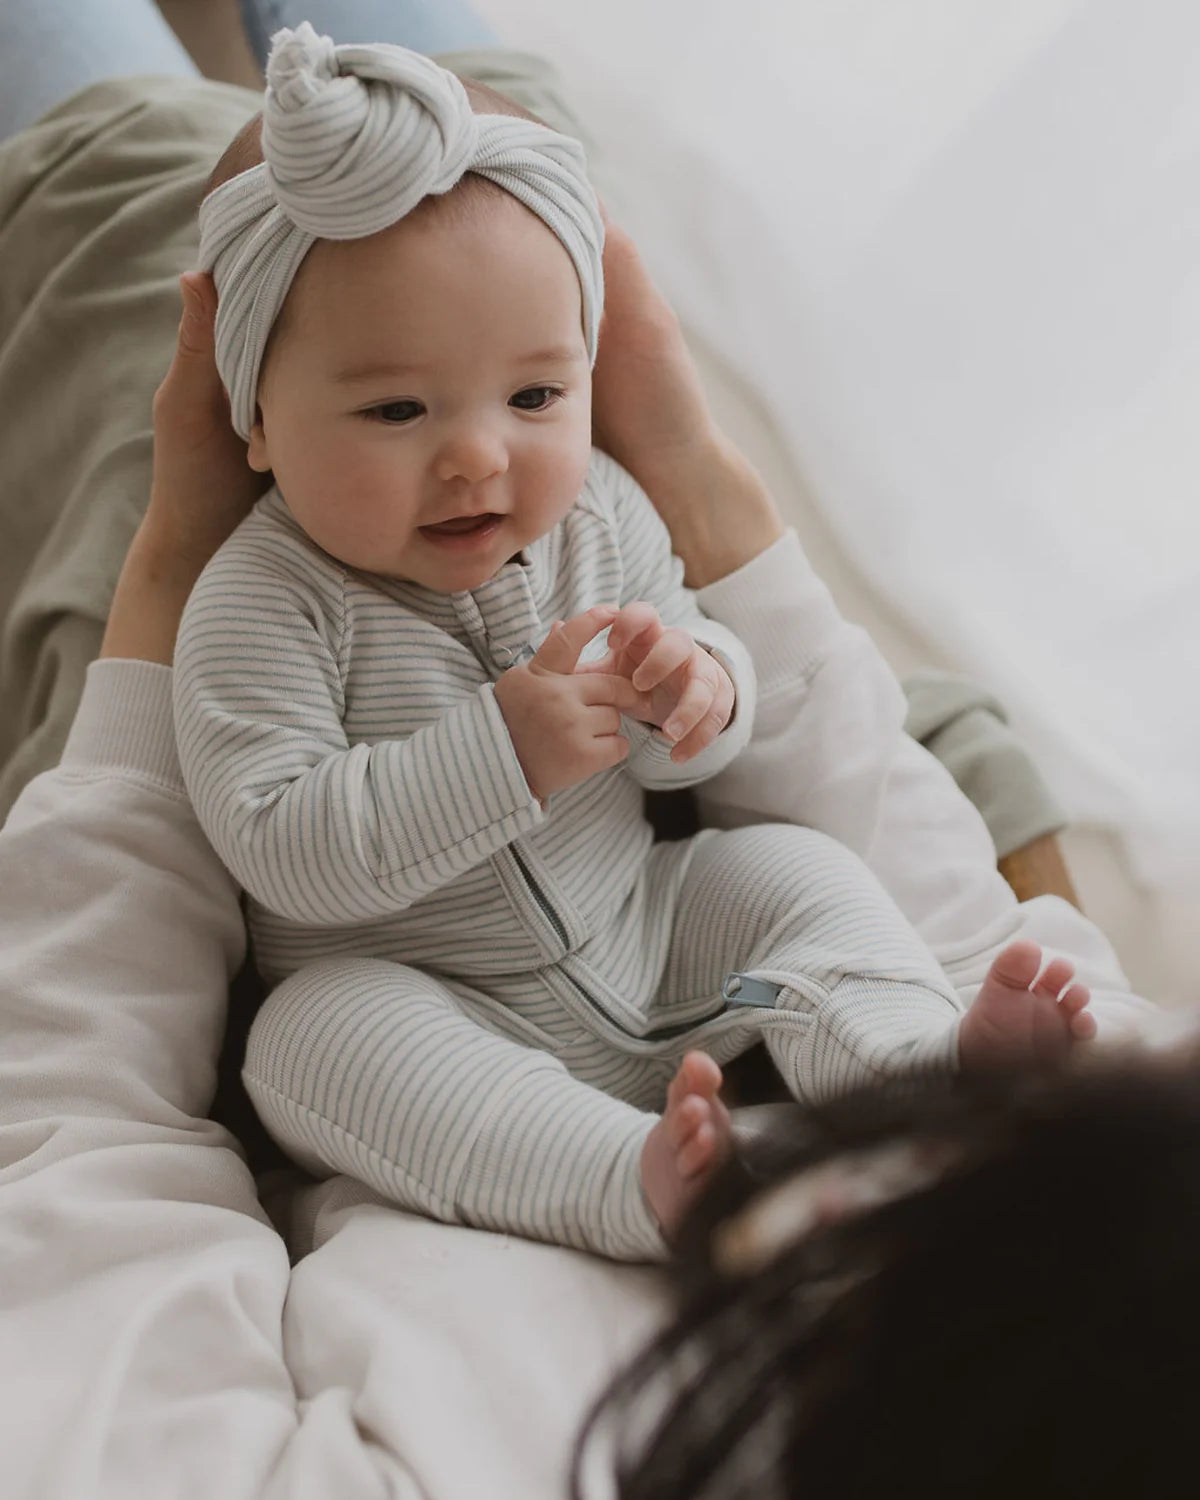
[596,452,756,790]
[173,532,544,926]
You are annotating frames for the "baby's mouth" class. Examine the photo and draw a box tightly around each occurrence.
[420,513,500,537]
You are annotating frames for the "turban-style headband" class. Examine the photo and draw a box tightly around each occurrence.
[198,22,605,439]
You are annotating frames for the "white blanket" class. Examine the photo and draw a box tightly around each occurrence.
[471,0,1200,888]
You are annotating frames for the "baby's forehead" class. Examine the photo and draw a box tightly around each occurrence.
[296,188,572,301]
[271,193,585,369]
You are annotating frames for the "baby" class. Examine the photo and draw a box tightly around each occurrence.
[175,26,1094,1260]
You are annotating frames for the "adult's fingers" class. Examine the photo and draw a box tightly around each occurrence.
[531,606,618,675]
[155,273,225,413]
[177,271,218,359]
[145,273,265,564]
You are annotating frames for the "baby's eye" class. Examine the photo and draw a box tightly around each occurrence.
[368,399,424,424]
[509,386,563,412]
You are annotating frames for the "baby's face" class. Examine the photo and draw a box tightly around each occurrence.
[248,192,593,592]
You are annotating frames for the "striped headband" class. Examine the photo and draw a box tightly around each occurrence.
[198,22,605,439]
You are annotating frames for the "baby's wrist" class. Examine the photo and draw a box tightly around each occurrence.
[494,672,550,802]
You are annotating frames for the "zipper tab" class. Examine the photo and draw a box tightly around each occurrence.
[722,972,782,1009]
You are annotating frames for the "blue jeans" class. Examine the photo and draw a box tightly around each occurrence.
[0,0,497,142]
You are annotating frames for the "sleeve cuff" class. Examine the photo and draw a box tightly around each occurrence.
[377,682,545,874]
[620,717,690,789]
[697,530,846,692]
[60,659,183,792]
[902,672,1068,858]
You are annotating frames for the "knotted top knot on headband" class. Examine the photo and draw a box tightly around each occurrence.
[198,22,604,439]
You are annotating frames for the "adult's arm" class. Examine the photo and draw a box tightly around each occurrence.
[590,448,756,789]
[101,273,269,666]
[0,664,415,1499]
[590,223,995,926]
[1,277,417,1497]
[591,221,786,591]
[590,226,1156,1038]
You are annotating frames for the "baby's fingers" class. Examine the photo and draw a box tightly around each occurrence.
[606,601,663,659]
[573,647,621,677]
[581,670,657,722]
[668,663,735,762]
[533,605,618,675]
[662,672,718,746]
[631,628,693,691]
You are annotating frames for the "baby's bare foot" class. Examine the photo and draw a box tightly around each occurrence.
[959,939,1095,1068]
[641,1051,734,1239]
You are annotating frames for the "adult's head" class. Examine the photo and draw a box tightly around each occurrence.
[577,1056,1200,1500]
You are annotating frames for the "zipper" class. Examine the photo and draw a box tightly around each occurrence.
[510,846,743,1045]
[558,964,732,1045]
[510,843,570,950]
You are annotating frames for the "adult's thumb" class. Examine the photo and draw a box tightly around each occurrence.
[176,272,217,358]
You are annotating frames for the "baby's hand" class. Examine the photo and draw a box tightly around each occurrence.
[494,606,657,801]
[590,601,735,762]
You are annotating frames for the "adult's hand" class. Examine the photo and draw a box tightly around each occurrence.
[102,273,268,665]
[591,212,784,588]
[143,271,267,570]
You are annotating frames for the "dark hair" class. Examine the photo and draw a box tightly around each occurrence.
[575,1056,1200,1500]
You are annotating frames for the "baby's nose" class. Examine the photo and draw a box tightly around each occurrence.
[433,423,509,484]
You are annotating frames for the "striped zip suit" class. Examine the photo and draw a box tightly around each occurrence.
[175,450,964,1260]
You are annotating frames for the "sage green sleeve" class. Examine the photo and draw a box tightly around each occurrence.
[902,670,1067,859]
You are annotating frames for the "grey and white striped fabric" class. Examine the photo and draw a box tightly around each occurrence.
[175,450,964,1261]
[197,22,604,438]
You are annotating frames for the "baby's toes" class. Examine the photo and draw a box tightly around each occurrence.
[677,1117,717,1179]
[1060,980,1095,1044]
[1058,979,1091,1016]
[1068,1007,1098,1043]
[990,939,1044,992]
[665,1093,708,1151]
[1035,956,1077,999]
[667,1050,722,1108]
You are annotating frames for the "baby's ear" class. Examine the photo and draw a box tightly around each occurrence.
[246,409,271,472]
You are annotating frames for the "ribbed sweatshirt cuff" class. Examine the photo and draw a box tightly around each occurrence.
[697,530,845,690]
[61,659,183,792]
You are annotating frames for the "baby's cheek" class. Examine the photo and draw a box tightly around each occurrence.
[295,449,416,566]
[525,441,589,526]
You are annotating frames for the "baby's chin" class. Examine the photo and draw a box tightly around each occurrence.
[387,534,523,593]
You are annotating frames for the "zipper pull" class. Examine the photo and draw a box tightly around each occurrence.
[722,972,783,1009]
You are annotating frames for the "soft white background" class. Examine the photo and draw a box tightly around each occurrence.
[474,0,1200,892]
